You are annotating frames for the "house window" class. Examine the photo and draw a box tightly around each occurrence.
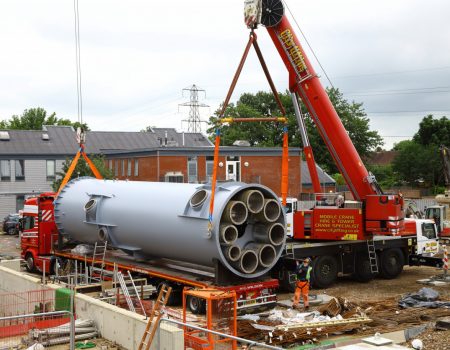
[108,159,113,170]
[127,159,132,177]
[46,160,56,181]
[0,160,11,181]
[165,172,184,183]
[121,160,125,176]
[114,160,119,176]
[15,160,25,181]
[187,157,198,183]
[134,159,139,176]
[206,156,214,182]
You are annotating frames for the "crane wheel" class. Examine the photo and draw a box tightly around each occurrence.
[379,248,404,279]
[311,255,338,289]
[352,253,374,283]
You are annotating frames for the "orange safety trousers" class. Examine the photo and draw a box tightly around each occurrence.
[293,281,309,307]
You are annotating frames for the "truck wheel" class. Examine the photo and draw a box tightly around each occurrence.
[278,267,296,292]
[7,227,15,235]
[352,253,374,282]
[187,296,206,314]
[379,248,404,279]
[311,255,338,289]
[157,282,179,306]
[25,253,36,272]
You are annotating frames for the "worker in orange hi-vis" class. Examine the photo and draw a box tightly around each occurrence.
[293,258,313,311]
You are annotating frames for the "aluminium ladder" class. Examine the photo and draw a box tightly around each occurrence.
[89,241,108,283]
[366,238,379,274]
[117,271,136,312]
[138,284,172,350]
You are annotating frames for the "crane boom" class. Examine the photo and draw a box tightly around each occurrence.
[244,0,404,236]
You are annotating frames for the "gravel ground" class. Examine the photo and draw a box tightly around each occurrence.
[0,231,20,258]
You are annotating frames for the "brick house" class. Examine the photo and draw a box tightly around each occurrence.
[104,146,303,198]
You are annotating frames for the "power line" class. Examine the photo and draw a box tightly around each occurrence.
[332,65,450,80]
[73,0,83,125]
[344,85,450,96]
[346,89,450,97]
[367,110,450,114]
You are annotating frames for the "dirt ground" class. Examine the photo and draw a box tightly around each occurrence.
[276,266,450,349]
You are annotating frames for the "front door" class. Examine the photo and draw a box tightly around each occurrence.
[226,160,240,181]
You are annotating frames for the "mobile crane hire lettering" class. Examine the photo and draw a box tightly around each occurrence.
[279,29,307,73]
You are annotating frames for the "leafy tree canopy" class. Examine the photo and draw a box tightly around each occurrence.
[52,155,113,192]
[0,107,88,131]
[392,115,449,189]
[207,88,383,173]
[412,115,450,146]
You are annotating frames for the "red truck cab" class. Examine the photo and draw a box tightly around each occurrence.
[21,193,58,273]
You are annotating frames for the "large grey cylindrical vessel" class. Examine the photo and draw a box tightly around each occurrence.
[54,178,286,278]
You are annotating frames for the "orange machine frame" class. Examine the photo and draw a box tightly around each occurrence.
[183,289,237,350]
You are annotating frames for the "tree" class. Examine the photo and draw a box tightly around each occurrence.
[392,140,441,188]
[392,115,449,189]
[0,107,89,130]
[413,115,450,146]
[207,88,383,173]
[52,155,113,192]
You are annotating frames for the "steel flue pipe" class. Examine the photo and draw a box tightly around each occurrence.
[238,189,265,214]
[246,243,277,268]
[220,224,239,245]
[254,222,285,246]
[54,178,286,278]
[222,200,248,225]
[256,199,281,222]
[236,250,259,274]
[225,245,242,262]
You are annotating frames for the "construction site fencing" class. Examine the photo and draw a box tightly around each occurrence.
[0,288,74,349]
[158,318,283,350]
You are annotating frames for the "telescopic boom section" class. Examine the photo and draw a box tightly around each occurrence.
[244,0,404,235]
[267,18,379,201]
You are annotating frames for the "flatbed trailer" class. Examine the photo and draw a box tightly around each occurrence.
[24,244,278,313]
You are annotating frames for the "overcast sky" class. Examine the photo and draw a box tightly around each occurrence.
[1,0,449,149]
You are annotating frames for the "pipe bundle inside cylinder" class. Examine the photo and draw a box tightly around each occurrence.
[54,178,286,278]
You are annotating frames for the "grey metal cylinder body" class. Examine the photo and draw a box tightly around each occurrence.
[54,178,286,278]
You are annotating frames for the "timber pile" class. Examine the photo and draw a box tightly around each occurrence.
[237,294,450,347]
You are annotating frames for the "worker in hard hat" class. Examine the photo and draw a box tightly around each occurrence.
[293,257,313,310]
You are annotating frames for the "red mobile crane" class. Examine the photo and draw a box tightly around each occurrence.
[244,0,441,288]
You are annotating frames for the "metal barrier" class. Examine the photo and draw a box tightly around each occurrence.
[0,289,75,349]
[158,318,283,350]
[0,311,74,350]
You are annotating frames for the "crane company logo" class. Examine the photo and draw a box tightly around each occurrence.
[279,29,307,74]
[314,213,361,238]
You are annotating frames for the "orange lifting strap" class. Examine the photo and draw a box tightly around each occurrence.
[56,144,103,197]
[208,31,289,231]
